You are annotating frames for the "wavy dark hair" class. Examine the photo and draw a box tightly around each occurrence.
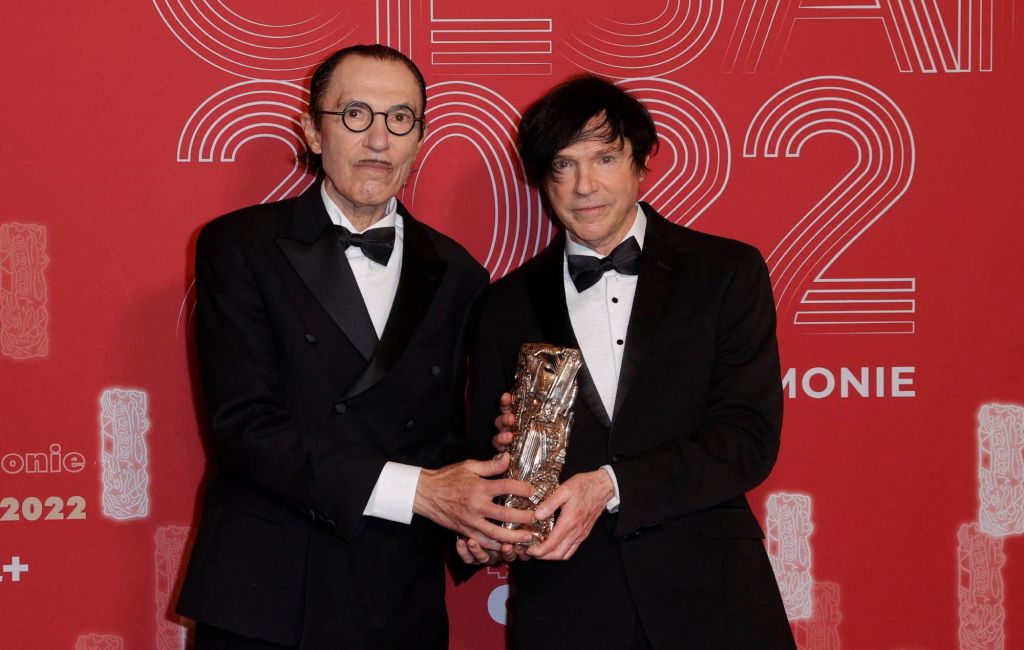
[517,75,657,188]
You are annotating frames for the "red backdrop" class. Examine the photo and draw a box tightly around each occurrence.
[2,1,1023,648]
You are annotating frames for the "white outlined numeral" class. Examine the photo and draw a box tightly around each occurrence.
[405,82,545,279]
[745,76,915,334]
[618,78,730,226]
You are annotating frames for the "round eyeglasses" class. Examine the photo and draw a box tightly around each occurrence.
[318,101,424,136]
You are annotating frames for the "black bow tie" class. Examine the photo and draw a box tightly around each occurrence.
[334,225,396,266]
[567,236,642,293]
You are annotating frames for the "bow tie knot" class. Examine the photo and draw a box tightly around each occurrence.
[334,225,395,266]
[567,236,642,293]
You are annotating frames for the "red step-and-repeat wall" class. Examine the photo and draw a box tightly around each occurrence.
[2,1,1023,648]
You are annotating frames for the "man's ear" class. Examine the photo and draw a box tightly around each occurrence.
[300,113,323,154]
[639,153,652,181]
[411,119,428,158]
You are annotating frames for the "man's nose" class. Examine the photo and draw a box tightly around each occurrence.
[574,165,596,195]
[363,115,391,151]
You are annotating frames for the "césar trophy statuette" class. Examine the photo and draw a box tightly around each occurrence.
[502,343,583,545]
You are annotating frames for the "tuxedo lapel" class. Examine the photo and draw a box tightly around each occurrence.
[527,238,612,430]
[343,204,447,400]
[611,204,677,423]
[277,188,379,361]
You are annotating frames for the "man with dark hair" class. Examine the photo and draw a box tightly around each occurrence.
[176,44,535,649]
[461,75,796,649]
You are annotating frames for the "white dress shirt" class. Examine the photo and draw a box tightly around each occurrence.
[562,204,647,511]
[321,184,421,524]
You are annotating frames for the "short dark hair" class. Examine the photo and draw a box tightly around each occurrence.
[308,44,427,129]
[517,75,658,188]
[304,44,428,172]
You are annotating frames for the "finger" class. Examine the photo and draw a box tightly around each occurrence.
[465,453,511,478]
[527,526,565,559]
[467,531,502,551]
[455,538,477,564]
[493,413,514,434]
[487,478,536,499]
[472,520,535,546]
[548,533,579,561]
[515,546,532,562]
[466,539,493,564]
[534,485,573,520]
[499,543,518,563]
[481,502,538,525]
[527,508,577,559]
[491,431,514,451]
[563,540,582,561]
[499,392,514,413]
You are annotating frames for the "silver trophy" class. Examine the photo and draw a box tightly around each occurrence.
[502,343,583,545]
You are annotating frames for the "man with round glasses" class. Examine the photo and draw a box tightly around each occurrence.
[323,101,422,136]
[177,44,536,649]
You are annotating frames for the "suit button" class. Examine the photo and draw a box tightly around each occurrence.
[304,334,316,343]
[334,403,347,414]
[430,365,441,376]
[308,510,316,521]
[406,420,415,429]
[611,454,623,462]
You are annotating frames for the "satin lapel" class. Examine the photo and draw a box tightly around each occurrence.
[276,189,379,361]
[527,239,612,430]
[343,206,447,400]
[611,206,676,422]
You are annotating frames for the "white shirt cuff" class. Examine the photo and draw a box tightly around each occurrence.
[362,462,422,524]
[600,464,621,513]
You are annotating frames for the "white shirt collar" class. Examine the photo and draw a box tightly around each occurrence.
[320,182,400,233]
[564,203,646,258]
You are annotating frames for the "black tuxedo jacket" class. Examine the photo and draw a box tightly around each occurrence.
[470,204,795,649]
[177,186,489,649]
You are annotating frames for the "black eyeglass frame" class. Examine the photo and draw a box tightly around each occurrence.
[317,101,425,137]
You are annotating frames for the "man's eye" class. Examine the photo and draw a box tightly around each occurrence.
[392,113,408,122]
[600,156,615,164]
[553,160,570,170]
[346,109,363,118]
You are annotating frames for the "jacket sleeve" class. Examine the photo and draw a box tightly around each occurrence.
[610,246,783,537]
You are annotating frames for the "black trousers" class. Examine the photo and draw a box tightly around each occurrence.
[194,623,296,650]
[631,616,655,650]
[196,618,652,650]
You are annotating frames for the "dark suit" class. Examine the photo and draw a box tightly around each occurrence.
[177,186,489,649]
[470,204,795,649]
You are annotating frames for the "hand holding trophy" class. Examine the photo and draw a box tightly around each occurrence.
[501,343,583,545]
